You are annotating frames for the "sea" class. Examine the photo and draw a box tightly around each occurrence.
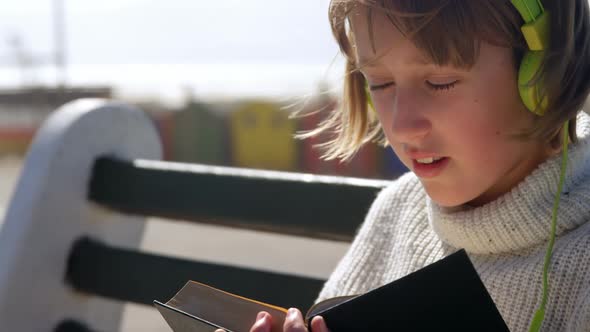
[0,62,346,107]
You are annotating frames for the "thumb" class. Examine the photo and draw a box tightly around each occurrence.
[250,311,273,332]
[310,316,330,332]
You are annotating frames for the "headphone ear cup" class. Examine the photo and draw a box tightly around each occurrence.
[518,50,548,115]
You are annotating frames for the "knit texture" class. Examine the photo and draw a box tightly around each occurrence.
[316,113,590,331]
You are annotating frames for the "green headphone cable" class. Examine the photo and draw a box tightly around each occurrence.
[528,120,569,332]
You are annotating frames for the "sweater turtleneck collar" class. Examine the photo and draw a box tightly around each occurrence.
[428,112,590,255]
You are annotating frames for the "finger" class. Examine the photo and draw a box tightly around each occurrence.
[283,308,307,332]
[250,311,273,332]
[310,316,330,332]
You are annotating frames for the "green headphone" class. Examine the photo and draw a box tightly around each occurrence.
[511,2,571,332]
[513,2,559,331]
[512,0,550,115]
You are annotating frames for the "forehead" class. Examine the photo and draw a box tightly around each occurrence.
[348,6,431,70]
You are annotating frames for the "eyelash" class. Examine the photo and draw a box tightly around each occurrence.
[426,81,457,91]
[368,81,458,92]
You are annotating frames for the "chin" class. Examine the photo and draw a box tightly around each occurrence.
[421,183,471,208]
[431,197,468,209]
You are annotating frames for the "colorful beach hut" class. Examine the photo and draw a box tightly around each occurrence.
[229,100,297,171]
[172,102,229,165]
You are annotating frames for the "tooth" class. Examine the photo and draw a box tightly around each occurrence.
[417,157,434,164]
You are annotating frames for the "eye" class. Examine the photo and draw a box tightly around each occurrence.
[368,82,395,91]
[426,80,458,91]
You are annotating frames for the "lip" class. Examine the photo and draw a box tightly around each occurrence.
[412,157,450,178]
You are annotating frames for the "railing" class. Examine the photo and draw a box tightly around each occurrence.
[0,99,391,332]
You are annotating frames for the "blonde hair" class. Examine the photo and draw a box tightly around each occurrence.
[314,0,590,161]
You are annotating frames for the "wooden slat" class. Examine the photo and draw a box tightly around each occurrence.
[54,320,95,332]
[89,156,391,241]
[66,237,326,310]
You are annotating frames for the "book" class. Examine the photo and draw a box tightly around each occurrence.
[154,249,509,332]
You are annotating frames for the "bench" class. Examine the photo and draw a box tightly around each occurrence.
[0,99,391,331]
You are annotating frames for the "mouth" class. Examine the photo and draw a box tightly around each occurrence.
[415,156,445,164]
[412,156,449,178]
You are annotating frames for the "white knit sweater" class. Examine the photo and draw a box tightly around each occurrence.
[316,113,590,331]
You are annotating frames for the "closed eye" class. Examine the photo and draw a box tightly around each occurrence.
[368,82,394,91]
[426,80,458,91]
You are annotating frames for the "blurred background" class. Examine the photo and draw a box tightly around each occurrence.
[0,0,407,330]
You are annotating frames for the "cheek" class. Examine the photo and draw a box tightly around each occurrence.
[442,99,516,162]
[453,79,528,138]
[468,63,530,130]
[375,105,393,138]
[450,115,531,179]
[460,134,509,166]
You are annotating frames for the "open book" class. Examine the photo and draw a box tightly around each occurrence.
[154,249,509,332]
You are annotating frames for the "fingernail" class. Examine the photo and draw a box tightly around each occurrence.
[287,308,299,317]
[311,315,327,332]
[256,311,266,321]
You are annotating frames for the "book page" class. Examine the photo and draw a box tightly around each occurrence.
[159,281,288,332]
[305,295,357,320]
[155,301,226,332]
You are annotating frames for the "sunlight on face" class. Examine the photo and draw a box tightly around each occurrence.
[351,7,551,207]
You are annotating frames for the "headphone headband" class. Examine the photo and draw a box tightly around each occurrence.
[511,0,549,51]
[511,0,544,22]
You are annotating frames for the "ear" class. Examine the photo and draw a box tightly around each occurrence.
[545,125,569,157]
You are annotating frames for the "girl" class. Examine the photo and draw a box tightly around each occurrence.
[230,0,590,331]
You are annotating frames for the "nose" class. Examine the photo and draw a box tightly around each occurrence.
[389,87,432,143]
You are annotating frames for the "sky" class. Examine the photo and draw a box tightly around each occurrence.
[0,0,339,66]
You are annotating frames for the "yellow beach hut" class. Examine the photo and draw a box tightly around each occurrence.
[229,100,297,171]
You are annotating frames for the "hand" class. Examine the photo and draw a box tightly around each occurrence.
[241,308,331,332]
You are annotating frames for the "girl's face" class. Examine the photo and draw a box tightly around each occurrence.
[351,9,552,207]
